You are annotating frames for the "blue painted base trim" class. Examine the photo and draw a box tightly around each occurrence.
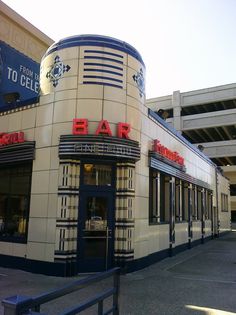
[171,243,189,256]
[0,254,77,277]
[0,234,229,276]
[121,248,170,273]
[204,235,212,243]
[122,236,217,274]
[219,230,231,237]
[190,238,202,248]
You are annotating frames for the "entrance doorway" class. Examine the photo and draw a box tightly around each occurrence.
[77,162,115,272]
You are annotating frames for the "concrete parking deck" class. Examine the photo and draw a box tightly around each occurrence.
[1,232,236,314]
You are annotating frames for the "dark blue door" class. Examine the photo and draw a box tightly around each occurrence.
[78,191,114,272]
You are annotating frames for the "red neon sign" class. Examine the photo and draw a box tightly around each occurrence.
[72,119,131,139]
[0,132,25,146]
[153,139,185,166]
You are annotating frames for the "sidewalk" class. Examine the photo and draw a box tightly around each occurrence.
[1,232,236,315]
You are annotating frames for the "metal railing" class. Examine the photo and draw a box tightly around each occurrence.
[2,267,120,315]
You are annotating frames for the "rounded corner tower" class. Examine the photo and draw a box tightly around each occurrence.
[38,34,146,274]
[40,34,145,139]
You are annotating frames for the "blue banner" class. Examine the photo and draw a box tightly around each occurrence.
[0,41,40,109]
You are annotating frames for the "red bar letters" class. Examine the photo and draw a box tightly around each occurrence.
[72,119,131,139]
[72,119,88,135]
[95,120,112,136]
[117,122,130,139]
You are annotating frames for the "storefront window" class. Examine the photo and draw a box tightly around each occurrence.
[221,193,228,212]
[205,190,212,219]
[0,164,32,243]
[149,171,160,223]
[197,187,202,220]
[160,173,171,222]
[192,185,198,220]
[182,182,189,221]
[149,169,212,225]
[175,179,181,222]
[83,164,112,186]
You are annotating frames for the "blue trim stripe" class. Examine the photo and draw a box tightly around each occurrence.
[84,50,123,58]
[84,62,123,71]
[83,75,123,83]
[84,68,123,77]
[84,56,123,64]
[43,35,145,67]
[83,81,123,89]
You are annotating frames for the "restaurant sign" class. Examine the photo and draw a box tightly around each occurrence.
[59,119,140,161]
[0,132,25,146]
[151,139,185,170]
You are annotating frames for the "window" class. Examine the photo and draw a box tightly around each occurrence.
[182,181,189,221]
[230,184,236,196]
[160,173,171,223]
[149,171,160,223]
[205,190,212,220]
[82,163,112,186]
[0,163,32,243]
[197,187,202,220]
[192,185,197,220]
[149,169,212,224]
[175,179,181,222]
[149,171,170,224]
[221,193,228,212]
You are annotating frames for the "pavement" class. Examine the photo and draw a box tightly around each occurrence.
[1,231,236,315]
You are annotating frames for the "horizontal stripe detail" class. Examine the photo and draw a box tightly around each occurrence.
[150,156,211,190]
[84,62,123,71]
[84,68,123,77]
[83,75,123,83]
[55,250,77,255]
[84,50,123,58]
[0,141,35,165]
[58,190,79,195]
[59,134,141,161]
[83,81,123,89]
[84,56,123,64]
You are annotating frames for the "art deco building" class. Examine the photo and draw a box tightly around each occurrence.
[0,2,231,276]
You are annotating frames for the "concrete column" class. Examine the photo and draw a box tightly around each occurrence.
[172,90,182,131]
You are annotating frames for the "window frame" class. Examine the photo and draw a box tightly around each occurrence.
[221,193,229,212]
[0,163,32,243]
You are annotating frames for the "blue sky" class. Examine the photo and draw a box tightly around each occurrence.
[2,0,236,98]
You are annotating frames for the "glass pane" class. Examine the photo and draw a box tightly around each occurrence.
[83,164,112,186]
[0,195,28,238]
[84,238,106,258]
[85,197,107,231]
[0,195,7,234]
[0,171,10,194]
[0,164,31,241]
[83,196,108,260]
